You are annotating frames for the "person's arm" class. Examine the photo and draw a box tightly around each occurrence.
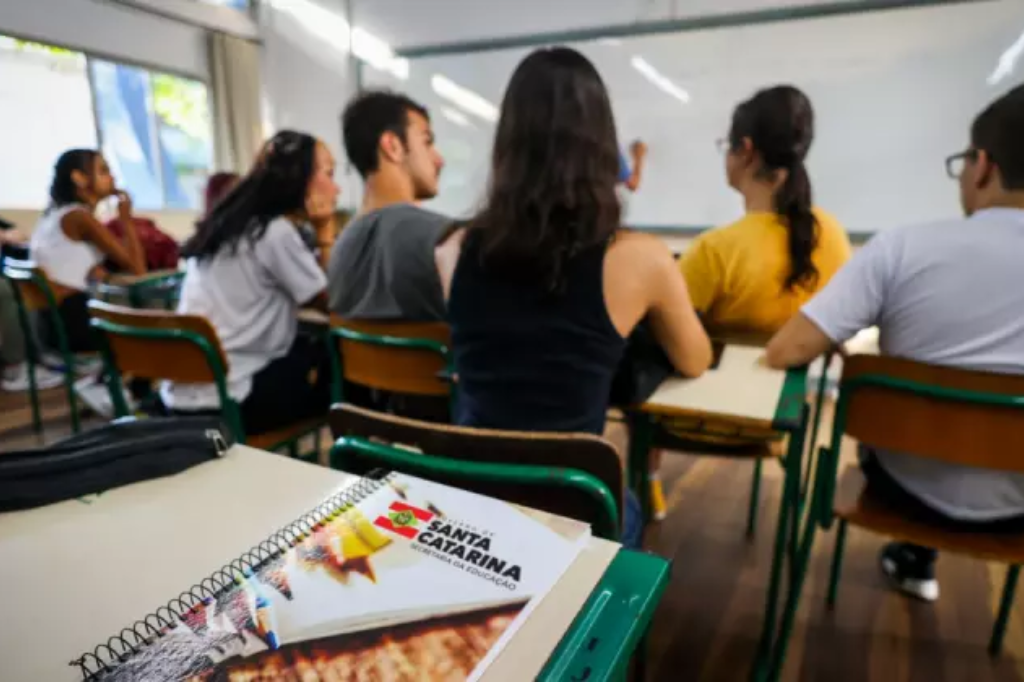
[642,238,713,377]
[0,227,28,246]
[434,227,466,302]
[766,232,895,369]
[62,197,146,276]
[624,140,647,192]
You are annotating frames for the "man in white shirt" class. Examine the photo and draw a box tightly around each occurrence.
[766,84,1024,602]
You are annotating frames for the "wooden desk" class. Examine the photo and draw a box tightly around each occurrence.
[630,344,809,677]
[0,445,664,682]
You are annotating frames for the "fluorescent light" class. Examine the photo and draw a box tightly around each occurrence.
[440,106,472,128]
[431,75,498,123]
[598,38,623,47]
[988,30,1024,86]
[265,0,407,80]
[631,56,690,104]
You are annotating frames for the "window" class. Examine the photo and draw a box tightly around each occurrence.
[91,60,214,211]
[0,38,98,208]
[200,0,251,10]
[0,33,215,211]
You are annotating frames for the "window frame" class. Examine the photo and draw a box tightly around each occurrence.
[0,29,216,211]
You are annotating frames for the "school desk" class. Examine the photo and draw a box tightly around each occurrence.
[92,269,184,309]
[628,343,809,675]
[0,444,668,682]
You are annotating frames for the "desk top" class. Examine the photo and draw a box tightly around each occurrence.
[642,345,804,430]
[0,446,615,682]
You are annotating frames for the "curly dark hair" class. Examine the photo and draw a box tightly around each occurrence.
[468,47,621,293]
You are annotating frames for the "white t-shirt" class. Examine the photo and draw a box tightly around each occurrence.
[161,217,327,411]
[802,207,1024,521]
[29,203,103,290]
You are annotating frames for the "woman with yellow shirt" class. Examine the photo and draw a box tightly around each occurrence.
[649,85,851,520]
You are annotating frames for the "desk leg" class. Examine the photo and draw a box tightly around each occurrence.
[753,404,808,681]
[628,412,653,524]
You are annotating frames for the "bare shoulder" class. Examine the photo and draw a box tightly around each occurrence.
[607,230,675,271]
[60,207,99,240]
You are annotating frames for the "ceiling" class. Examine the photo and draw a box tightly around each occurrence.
[349,0,864,52]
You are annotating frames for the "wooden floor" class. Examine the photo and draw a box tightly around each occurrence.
[3,387,1024,681]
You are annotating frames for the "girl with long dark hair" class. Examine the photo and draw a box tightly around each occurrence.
[435,47,712,543]
[680,86,851,333]
[161,131,339,436]
[30,149,147,353]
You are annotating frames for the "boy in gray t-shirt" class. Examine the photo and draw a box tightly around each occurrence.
[766,84,1024,603]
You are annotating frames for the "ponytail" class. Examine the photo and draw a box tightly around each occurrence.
[776,161,818,291]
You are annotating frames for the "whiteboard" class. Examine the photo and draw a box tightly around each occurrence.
[365,0,1024,233]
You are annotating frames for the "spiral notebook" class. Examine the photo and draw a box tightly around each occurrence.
[72,471,590,681]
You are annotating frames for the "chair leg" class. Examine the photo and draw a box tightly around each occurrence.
[764,513,819,682]
[989,564,1020,656]
[64,360,80,434]
[746,457,763,539]
[628,413,653,524]
[287,440,299,459]
[825,520,848,608]
[27,356,42,435]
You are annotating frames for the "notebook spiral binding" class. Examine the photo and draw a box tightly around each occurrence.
[72,473,395,680]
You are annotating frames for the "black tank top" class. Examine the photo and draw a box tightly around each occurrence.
[448,234,627,435]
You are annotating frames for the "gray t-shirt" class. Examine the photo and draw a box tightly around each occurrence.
[161,217,327,410]
[802,207,1024,521]
[328,204,449,321]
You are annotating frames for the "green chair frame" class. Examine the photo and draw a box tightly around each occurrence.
[91,271,185,310]
[764,370,1024,681]
[2,259,83,435]
[326,327,456,414]
[89,318,322,457]
[330,436,621,541]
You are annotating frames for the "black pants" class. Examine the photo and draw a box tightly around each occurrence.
[860,447,1024,566]
[40,292,96,354]
[237,334,332,436]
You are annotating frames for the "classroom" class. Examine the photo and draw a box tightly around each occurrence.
[1,0,1023,680]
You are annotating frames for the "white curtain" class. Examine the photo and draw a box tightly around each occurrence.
[209,32,264,174]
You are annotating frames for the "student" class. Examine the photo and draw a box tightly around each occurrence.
[203,172,240,216]
[0,227,64,391]
[328,90,448,321]
[161,131,339,436]
[435,47,712,544]
[619,140,647,192]
[681,86,851,334]
[30,149,146,353]
[766,84,1024,602]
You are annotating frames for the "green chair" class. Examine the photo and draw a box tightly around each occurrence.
[92,270,185,310]
[329,403,626,541]
[2,258,83,434]
[88,300,325,457]
[327,316,455,416]
[764,354,1024,681]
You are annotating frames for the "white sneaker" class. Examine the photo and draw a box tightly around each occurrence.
[1,362,66,392]
[40,352,103,377]
[73,376,135,419]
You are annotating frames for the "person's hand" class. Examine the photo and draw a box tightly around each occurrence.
[630,140,648,159]
[115,190,133,215]
[305,191,335,224]
[0,227,28,246]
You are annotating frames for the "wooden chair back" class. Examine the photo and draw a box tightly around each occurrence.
[1,259,72,311]
[330,316,451,397]
[329,404,624,526]
[87,300,228,383]
[837,354,1024,473]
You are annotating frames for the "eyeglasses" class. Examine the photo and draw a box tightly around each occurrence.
[945,148,980,179]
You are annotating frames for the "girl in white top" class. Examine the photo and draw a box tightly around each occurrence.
[30,149,146,352]
[162,131,339,437]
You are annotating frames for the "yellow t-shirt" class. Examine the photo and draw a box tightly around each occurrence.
[680,209,852,334]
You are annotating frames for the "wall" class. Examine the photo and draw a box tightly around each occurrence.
[0,0,208,78]
[259,0,363,208]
